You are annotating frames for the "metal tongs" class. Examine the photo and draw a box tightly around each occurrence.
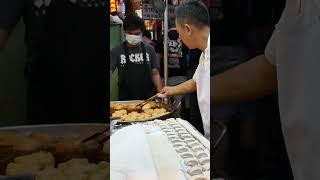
[213,120,227,156]
[81,125,110,143]
[134,94,159,108]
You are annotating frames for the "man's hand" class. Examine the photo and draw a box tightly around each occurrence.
[157,79,197,99]
[157,86,175,98]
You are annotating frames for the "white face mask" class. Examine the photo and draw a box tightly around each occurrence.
[126,34,142,45]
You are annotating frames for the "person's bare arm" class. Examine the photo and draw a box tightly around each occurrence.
[0,29,9,51]
[212,54,277,105]
[174,79,197,95]
[158,79,196,98]
[152,68,163,93]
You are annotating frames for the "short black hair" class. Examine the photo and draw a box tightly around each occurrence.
[175,0,210,28]
[123,15,145,32]
[143,30,152,39]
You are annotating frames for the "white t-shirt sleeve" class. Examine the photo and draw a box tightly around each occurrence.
[264,31,277,65]
[192,67,198,82]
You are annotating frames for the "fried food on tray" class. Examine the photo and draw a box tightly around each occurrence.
[110,101,170,121]
[143,109,154,115]
[111,103,125,110]
[6,151,55,176]
[36,167,66,180]
[35,159,109,180]
[6,162,42,176]
[112,109,127,117]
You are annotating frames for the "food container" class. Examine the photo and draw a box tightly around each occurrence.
[110,98,181,123]
[0,123,109,175]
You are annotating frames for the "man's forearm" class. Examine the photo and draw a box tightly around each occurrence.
[173,79,197,96]
[152,69,163,92]
[0,29,9,51]
[212,55,277,105]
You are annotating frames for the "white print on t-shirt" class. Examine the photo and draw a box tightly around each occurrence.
[120,53,150,66]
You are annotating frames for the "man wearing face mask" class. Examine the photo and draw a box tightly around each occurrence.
[157,0,210,139]
[110,15,162,100]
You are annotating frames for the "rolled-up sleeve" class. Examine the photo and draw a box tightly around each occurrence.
[0,0,25,31]
[193,67,198,82]
[264,31,277,65]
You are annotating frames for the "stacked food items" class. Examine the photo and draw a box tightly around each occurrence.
[7,152,108,180]
[111,101,170,121]
[154,119,210,179]
[0,131,109,179]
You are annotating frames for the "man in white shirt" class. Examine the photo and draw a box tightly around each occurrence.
[213,0,320,179]
[158,0,210,139]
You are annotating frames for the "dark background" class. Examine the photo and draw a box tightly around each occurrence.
[212,0,293,179]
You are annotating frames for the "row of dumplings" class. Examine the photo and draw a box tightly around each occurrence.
[154,119,210,178]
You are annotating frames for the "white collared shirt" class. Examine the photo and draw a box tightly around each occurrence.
[193,34,210,139]
[265,0,320,179]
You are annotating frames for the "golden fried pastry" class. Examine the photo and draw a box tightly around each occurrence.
[112,109,127,117]
[14,151,55,169]
[13,137,43,156]
[145,101,159,109]
[59,159,99,180]
[35,167,66,180]
[142,103,152,110]
[58,158,89,170]
[143,109,154,115]
[87,169,108,180]
[6,151,54,176]
[111,103,125,111]
[6,162,42,176]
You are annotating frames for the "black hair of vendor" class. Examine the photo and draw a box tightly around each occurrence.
[175,0,210,28]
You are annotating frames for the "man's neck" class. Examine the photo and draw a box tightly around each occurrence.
[126,42,141,48]
[197,27,210,52]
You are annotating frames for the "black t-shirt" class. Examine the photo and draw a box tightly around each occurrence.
[0,0,108,123]
[110,42,159,72]
[110,42,159,100]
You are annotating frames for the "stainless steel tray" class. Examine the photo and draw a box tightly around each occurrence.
[0,123,108,137]
[0,123,109,180]
[110,99,181,123]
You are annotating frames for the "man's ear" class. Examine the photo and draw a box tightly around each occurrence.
[185,24,192,35]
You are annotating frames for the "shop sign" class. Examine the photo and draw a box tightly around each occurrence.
[142,3,175,20]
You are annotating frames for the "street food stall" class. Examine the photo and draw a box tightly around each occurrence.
[108,1,212,179]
